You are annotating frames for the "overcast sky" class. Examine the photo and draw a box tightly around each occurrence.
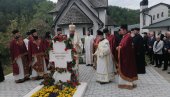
[49,0,170,9]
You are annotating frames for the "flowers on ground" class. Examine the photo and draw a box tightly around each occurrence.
[31,85,76,97]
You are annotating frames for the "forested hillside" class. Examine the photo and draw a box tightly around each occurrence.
[0,0,55,65]
[108,6,140,26]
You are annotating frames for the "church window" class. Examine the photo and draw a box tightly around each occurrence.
[153,15,155,20]
[91,29,93,35]
[168,9,170,17]
[157,13,159,19]
[83,27,86,35]
[161,12,164,17]
[143,15,146,25]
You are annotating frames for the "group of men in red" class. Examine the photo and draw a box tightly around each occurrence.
[10,29,51,83]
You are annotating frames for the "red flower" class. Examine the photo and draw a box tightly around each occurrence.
[72,48,76,52]
[44,82,48,85]
[67,80,71,83]
[72,82,78,87]
[65,48,68,51]
[63,35,67,40]
[73,56,77,60]
[68,67,72,71]
[75,74,78,77]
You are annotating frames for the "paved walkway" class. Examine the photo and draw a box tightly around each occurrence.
[151,65,170,83]
[1,65,170,97]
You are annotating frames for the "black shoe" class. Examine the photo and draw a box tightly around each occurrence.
[100,82,107,85]
[90,64,93,67]
[150,62,154,65]
[86,64,91,66]
[15,79,25,83]
[162,69,167,71]
[168,72,170,74]
[154,65,158,67]
[158,66,161,68]
[0,79,4,82]
[24,77,30,81]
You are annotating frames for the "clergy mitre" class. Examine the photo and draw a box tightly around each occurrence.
[69,23,76,32]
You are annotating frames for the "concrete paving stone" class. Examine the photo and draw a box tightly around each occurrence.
[1,65,170,97]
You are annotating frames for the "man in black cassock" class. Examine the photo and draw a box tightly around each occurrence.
[0,54,5,82]
[133,28,146,74]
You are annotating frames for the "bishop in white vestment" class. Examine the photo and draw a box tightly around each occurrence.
[68,24,83,80]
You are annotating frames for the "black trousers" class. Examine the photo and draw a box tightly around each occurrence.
[163,53,170,70]
[0,61,5,82]
[148,48,154,64]
[154,54,163,67]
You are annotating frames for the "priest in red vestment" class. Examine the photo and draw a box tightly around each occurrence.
[28,29,47,80]
[103,28,118,64]
[43,32,52,68]
[117,25,138,90]
[10,29,30,83]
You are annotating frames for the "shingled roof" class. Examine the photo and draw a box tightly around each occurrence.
[143,18,170,29]
[58,4,93,25]
[88,0,108,8]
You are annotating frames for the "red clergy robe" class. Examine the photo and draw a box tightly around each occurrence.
[28,38,45,73]
[93,36,100,53]
[118,33,138,82]
[106,34,120,63]
[43,39,51,66]
[106,34,114,54]
[10,38,29,75]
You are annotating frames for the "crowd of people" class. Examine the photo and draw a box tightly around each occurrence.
[143,31,170,72]
[0,24,82,83]
[0,23,169,90]
[84,24,170,89]
[84,24,146,90]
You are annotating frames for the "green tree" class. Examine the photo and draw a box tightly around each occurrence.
[107,6,140,26]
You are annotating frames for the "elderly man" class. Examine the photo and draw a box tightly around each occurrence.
[148,32,156,65]
[153,35,164,68]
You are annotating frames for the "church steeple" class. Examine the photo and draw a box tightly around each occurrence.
[140,0,148,11]
[140,0,148,6]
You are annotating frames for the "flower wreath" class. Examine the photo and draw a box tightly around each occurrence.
[43,35,79,86]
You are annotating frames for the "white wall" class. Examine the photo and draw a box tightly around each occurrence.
[98,9,107,26]
[149,28,168,35]
[140,5,149,33]
[149,5,169,23]
[140,4,169,33]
